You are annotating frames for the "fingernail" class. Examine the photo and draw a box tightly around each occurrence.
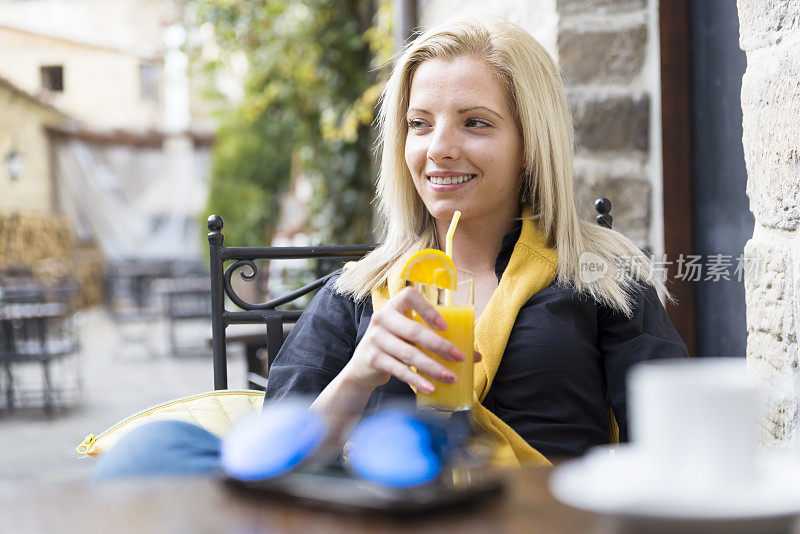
[423,384,435,394]
[451,348,465,361]
[442,372,456,383]
[435,316,448,330]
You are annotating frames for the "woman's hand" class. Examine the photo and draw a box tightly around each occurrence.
[339,286,479,395]
[311,286,481,438]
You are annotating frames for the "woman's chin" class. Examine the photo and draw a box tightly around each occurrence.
[426,205,470,223]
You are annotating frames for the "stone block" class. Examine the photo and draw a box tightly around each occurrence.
[738,0,800,51]
[746,337,783,385]
[569,92,649,153]
[743,232,800,446]
[747,322,791,376]
[741,41,800,230]
[743,237,793,341]
[743,234,800,447]
[747,337,793,447]
[747,334,798,446]
[556,0,645,14]
[557,23,647,84]
[573,163,650,246]
[760,388,797,445]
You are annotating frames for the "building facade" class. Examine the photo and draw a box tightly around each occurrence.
[0,75,66,214]
[0,0,213,262]
[0,0,215,132]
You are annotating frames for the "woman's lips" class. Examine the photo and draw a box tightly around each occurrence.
[426,174,476,191]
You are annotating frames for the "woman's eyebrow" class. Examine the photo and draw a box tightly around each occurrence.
[406,106,505,120]
[459,106,504,120]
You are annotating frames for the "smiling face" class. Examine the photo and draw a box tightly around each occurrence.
[404,55,524,232]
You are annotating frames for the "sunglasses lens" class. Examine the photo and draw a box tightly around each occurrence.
[348,410,441,488]
[222,402,326,481]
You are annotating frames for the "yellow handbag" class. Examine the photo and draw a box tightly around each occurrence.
[76,390,264,457]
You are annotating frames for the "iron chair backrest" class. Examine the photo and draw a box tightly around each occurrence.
[595,198,613,229]
[206,198,611,391]
[207,215,376,390]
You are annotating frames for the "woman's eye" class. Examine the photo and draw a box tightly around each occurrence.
[465,118,492,128]
[406,119,427,129]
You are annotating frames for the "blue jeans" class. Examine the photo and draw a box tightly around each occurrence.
[92,421,222,481]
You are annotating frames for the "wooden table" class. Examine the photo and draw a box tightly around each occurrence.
[1,468,604,534]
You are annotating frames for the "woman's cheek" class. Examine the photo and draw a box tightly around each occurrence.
[404,139,426,172]
[463,137,493,159]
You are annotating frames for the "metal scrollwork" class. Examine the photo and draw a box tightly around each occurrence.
[223,260,261,310]
[223,260,333,311]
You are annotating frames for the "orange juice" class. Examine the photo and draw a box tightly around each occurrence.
[414,304,475,412]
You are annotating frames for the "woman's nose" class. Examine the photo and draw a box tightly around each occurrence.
[426,124,461,162]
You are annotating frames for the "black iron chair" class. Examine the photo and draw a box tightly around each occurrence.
[206,199,612,392]
[595,197,613,229]
[207,215,376,390]
[153,276,211,357]
[0,280,81,413]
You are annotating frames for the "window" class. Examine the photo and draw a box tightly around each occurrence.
[140,61,161,102]
[40,65,64,92]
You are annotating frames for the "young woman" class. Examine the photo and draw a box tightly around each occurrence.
[265,19,687,465]
[94,19,686,479]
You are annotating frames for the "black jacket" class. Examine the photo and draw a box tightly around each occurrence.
[266,227,688,459]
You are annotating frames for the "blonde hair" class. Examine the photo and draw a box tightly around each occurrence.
[334,19,667,315]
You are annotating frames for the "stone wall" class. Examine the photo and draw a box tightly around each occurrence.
[738,0,800,445]
[557,0,656,249]
[417,0,661,251]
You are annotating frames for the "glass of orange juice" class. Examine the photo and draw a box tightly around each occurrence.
[413,270,475,415]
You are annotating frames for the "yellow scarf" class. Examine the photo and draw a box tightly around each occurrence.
[371,208,557,467]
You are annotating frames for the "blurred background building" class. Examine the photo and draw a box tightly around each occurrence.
[0,0,214,309]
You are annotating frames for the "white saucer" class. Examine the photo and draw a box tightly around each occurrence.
[549,446,800,531]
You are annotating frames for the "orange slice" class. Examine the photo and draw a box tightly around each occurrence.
[400,249,458,291]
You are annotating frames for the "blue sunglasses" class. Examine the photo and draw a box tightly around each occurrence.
[221,401,472,488]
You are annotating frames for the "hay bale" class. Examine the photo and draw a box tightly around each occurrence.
[0,213,105,309]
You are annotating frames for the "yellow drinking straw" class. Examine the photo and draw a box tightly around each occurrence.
[444,211,461,305]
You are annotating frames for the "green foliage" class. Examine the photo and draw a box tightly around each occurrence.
[190,0,392,246]
[205,109,292,245]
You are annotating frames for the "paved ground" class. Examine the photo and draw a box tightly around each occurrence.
[0,307,247,489]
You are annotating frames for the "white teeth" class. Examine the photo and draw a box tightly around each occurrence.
[427,174,474,185]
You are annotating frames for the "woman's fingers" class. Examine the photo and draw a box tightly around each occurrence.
[373,352,435,393]
[374,305,466,362]
[392,286,447,330]
[375,333,457,384]
[357,286,479,392]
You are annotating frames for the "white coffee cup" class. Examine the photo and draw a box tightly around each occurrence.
[628,358,760,492]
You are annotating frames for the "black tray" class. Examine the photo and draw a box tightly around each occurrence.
[224,463,504,514]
